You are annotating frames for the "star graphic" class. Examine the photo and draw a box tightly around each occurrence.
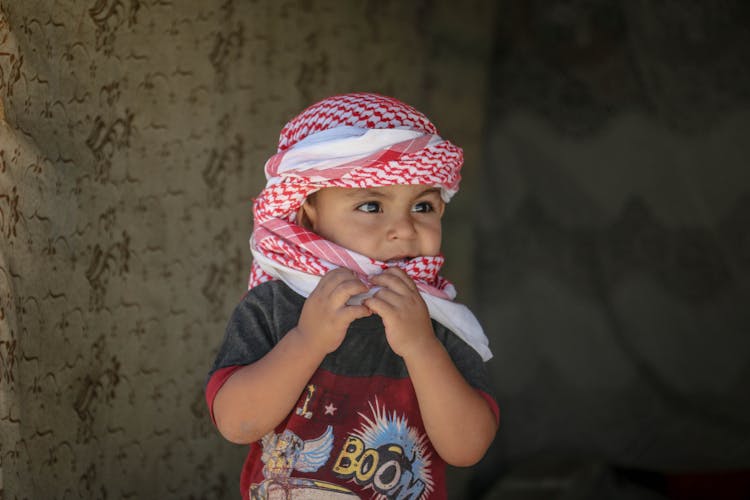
[324,402,337,416]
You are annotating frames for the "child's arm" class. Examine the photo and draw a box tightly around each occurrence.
[366,268,498,466]
[212,268,371,444]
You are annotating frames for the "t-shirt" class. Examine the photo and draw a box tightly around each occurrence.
[206,280,498,500]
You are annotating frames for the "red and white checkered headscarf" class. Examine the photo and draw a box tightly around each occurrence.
[249,92,491,360]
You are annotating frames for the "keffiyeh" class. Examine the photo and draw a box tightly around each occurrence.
[249,93,492,361]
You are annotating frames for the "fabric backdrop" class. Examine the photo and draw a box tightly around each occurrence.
[0,1,494,498]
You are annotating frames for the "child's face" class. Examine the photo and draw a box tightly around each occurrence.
[298,184,445,262]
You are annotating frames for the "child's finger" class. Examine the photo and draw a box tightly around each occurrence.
[316,268,362,294]
[346,286,380,306]
[369,271,416,294]
[382,266,419,287]
[341,304,372,322]
[382,266,413,279]
[319,267,356,284]
[367,287,403,309]
[375,285,402,301]
[330,278,369,303]
[362,295,394,316]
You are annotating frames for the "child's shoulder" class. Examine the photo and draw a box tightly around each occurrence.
[227,280,305,338]
[240,279,306,311]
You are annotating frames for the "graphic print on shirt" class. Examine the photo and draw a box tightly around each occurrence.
[332,398,434,500]
[250,425,357,499]
[295,384,316,419]
[294,382,350,424]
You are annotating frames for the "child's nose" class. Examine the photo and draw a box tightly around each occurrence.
[387,213,417,239]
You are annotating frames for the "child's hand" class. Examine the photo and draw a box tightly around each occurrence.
[297,268,372,354]
[364,267,436,359]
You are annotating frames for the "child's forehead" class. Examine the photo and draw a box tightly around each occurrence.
[318,184,441,199]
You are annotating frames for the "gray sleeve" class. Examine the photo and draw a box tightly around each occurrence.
[208,291,277,377]
[207,281,305,379]
[211,298,273,373]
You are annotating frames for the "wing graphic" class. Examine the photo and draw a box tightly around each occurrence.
[295,425,334,473]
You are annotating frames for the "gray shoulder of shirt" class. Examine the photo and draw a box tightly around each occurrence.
[433,319,485,362]
[241,280,305,308]
[234,280,306,331]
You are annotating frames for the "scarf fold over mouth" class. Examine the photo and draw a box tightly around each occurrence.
[247,94,492,360]
[252,218,455,300]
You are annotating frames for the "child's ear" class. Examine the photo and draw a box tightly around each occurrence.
[296,199,318,230]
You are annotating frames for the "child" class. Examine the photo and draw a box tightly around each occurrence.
[206,92,498,500]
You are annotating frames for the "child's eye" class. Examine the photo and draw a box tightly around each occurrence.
[356,201,381,213]
[412,201,434,213]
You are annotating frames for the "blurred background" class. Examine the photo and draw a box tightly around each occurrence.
[1,1,748,498]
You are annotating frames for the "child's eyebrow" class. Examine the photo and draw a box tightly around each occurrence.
[347,189,387,198]
[346,187,442,199]
[418,187,442,197]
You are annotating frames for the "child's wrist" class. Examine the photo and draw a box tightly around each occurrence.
[289,325,317,350]
[289,325,333,358]
[398,331,442,362]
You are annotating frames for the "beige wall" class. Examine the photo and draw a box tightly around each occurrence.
[0,1,496,498]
